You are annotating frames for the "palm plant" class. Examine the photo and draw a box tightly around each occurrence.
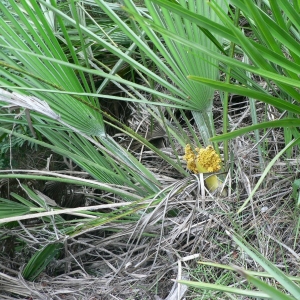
[0,0,300,298]
[0,0,228,284]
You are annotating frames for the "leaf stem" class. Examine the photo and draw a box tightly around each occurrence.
[222,7,240,165]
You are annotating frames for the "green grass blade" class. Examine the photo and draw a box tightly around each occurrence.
[188,76,300,114]
[198,262,300,282]
[236,270,296,300]
[276,0,300,32]
[230,232,300,299]
[210,119,300,142]
[177,279,270,298]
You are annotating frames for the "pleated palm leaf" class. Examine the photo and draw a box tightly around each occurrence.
[0,0,227,284]
[0,0,229,225]
[35,0,228,144]
[0,0,229,197]
[141,0,300,147]
[0,0,163,199]
[125,0,228,143]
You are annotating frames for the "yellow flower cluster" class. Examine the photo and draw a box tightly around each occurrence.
[183,144,198,173]
[183,144,221,174]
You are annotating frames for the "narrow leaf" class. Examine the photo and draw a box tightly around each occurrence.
[210,119,300,142]
[22,243,63,281]
[230,232,300,299]
[236,269,295,300]
[177,279,270,298]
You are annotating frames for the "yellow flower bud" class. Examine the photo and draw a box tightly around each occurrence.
[183,144,224,194]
